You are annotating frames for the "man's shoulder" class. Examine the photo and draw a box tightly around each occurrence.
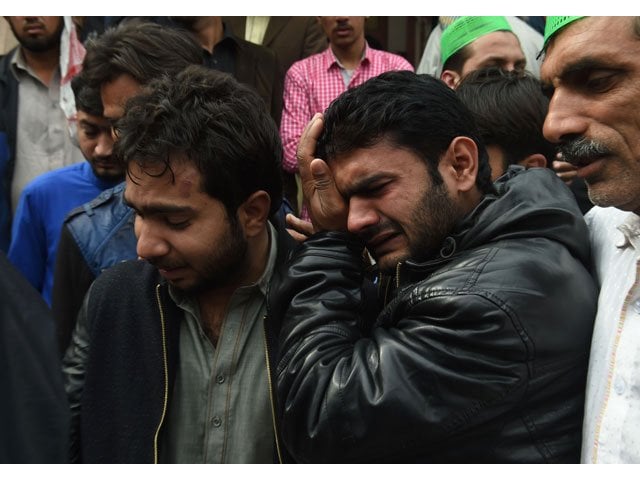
[585,205,629,225]
[64,182,126,224]
[368,48,414,71]
[91,259,158,295]
[585,205,633,238]
[23,162,86,193]
[287,48,330,76]
[586,205,638,252]
[85,260,170,337]
[0,48,17,80]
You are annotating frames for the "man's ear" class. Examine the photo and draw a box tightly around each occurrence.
[518,153,547,170]
[440,69,461,89]
[439,136,479,194]
[237,190,271,238]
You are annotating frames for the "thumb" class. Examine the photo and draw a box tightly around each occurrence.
[310,159,334,192]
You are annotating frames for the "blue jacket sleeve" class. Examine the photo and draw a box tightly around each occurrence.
[8,187,46,294]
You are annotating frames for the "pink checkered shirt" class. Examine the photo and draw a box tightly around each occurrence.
[280,45,414,174]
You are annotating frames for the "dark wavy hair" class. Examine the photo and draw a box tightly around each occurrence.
[114,65,283,218]
[71,70,102,117]
[82,19,202,88]
[317,70,493,194]
[456,67,556,170]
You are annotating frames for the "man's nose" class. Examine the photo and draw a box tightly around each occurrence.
[543,89,589,145]
[135,218,169,261]
[94,132,114,158]
[347,197,379,235]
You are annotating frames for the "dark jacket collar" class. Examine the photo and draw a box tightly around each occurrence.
[400,166,589,284]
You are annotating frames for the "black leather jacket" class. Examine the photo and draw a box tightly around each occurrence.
[272,167,597,463]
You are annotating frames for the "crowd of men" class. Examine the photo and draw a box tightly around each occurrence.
[1,15,639,464]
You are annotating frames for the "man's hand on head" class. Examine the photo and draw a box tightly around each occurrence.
[296,113,348,232]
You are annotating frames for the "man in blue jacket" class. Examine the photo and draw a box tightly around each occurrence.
[8,70,124,305]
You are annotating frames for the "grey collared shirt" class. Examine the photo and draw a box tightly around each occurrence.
[10,48,84,212]
[159,222,278,463]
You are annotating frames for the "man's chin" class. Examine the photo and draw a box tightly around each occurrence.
[93,167,125,183]
[167,278,201,294]
[375,252,408,275]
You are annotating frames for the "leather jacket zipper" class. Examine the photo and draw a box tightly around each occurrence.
[153,283,170,464]
[395,261,403,289]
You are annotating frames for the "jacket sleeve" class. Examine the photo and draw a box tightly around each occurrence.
[52,224,95,355]
[0,252,69,463]
[274,232,528,463]
[7,187,46,293]
[62,286,93,463]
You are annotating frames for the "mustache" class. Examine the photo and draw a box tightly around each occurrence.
[357,220,399,244]
[92,155,115,163]
[23,18,44,27]
[150,261,182,271]
[558,137,612,165]
[334,23,352,31]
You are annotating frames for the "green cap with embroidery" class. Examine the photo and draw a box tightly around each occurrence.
[543,16,585,49]
[441,16,512,66]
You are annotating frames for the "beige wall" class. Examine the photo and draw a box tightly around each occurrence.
[1,17,18,55]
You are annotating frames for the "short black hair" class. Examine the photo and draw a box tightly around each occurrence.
[456,67,556,169]
[71,70,102,117]
[82,19,202,88]
[317,70,493,194]
[115,65,283,218]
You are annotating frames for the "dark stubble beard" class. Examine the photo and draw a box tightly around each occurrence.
[10,18,64,53]
[408,181,462,263]
[182,216,249,295]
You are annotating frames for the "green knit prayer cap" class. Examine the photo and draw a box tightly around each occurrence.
[543,16,585,50]
[441,16,512,66]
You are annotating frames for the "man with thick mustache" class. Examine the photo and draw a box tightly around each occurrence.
[541,16,640,463]
[0,16,84,251]
[272,71,597,462]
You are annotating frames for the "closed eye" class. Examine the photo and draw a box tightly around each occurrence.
[584,70,620,93]
[164,217,191,230]
[359,182,390,198]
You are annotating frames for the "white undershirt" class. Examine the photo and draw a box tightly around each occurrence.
[245,16,270,45]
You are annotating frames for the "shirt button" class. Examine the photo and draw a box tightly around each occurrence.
[216,374,225,384]
[212,416,222,427]
[633,298,640,315]
[614,376,626,395]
